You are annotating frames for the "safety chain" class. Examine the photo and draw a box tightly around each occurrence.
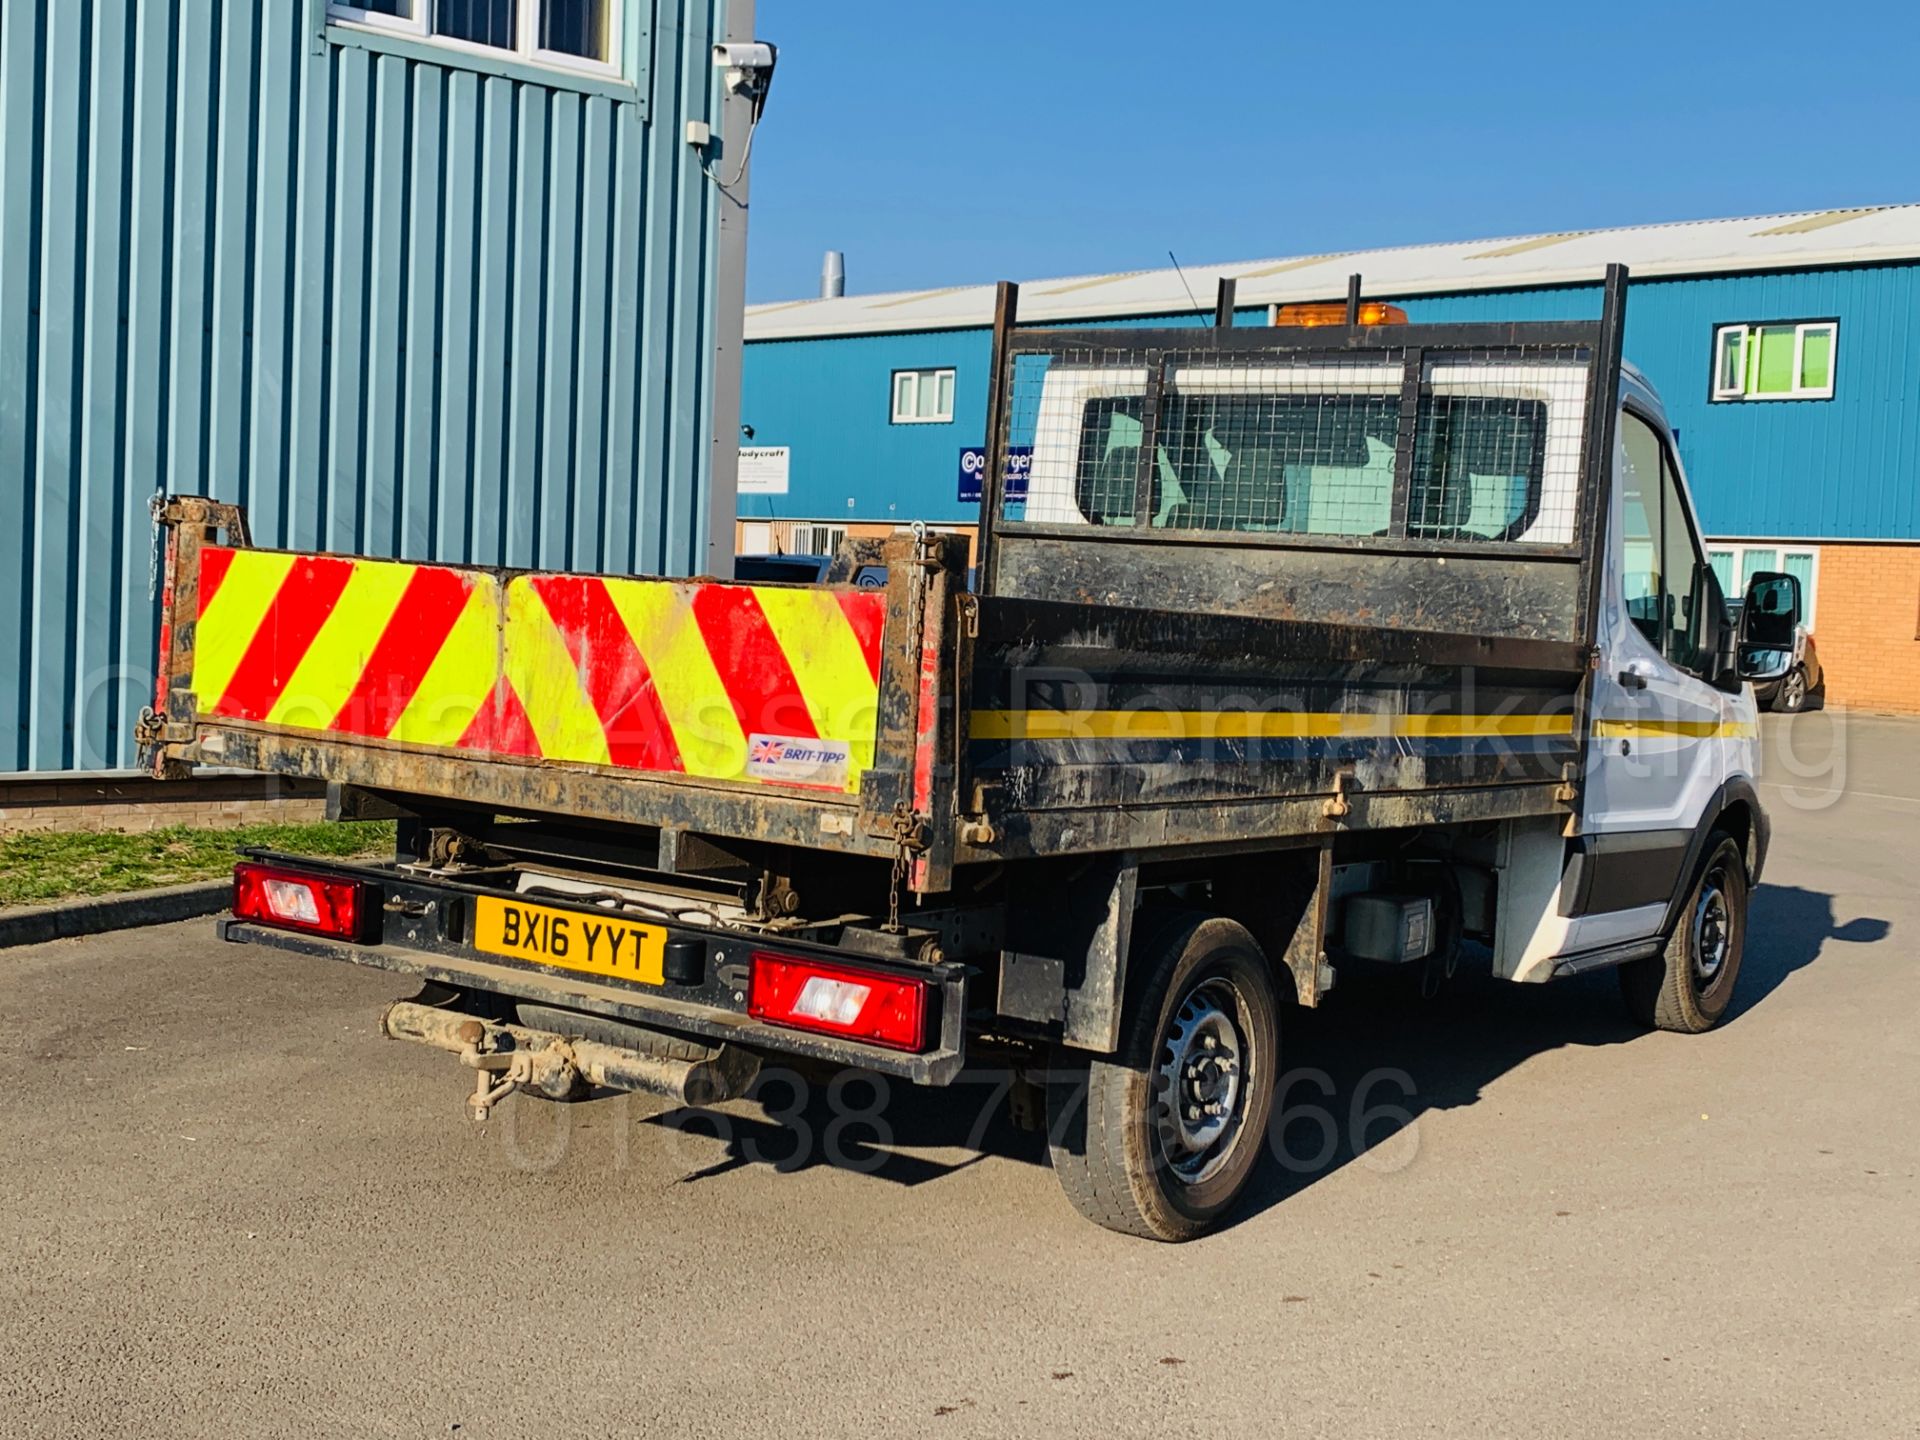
[886,842,907,933]
[883,804,927,932]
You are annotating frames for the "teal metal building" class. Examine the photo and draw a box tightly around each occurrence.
[738,208,1920,710]
[1,0,752,773]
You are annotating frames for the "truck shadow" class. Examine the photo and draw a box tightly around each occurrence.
[639,882,1883,1229]
[1226,880,1882,1228]
[1723,882,1886,1022]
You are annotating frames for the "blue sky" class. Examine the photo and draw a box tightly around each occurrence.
[744,0,1920,303]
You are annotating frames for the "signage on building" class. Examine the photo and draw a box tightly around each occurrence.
[738,446,791,495]
[958,446,1032,504]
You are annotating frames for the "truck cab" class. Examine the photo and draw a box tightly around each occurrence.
[1505,364,1771,1018]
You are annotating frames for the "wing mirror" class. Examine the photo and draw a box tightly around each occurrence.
[1740,571,1801,649]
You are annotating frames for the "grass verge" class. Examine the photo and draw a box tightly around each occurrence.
[0,822,394,908]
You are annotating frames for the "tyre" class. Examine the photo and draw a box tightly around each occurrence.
[1045,911,1280,1241]
[1777,665,1810,713]
[1618,833,1748,1033]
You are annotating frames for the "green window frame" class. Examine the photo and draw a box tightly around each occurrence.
[1711,321,1837,402]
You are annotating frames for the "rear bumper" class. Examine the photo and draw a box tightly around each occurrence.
[216,858,971,1086]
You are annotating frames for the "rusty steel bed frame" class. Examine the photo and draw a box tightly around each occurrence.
[143,269,1632,902]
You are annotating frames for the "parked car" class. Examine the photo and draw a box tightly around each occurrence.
[1732,589,1825,711]
[732,553,830,583]
[735,554,972,591]
[734,554,889,588]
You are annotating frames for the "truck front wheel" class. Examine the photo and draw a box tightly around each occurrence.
[1045,912,1279,1241]
[1619,833,1748,1033]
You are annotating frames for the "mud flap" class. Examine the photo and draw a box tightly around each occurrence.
[1001,855,1138,1051]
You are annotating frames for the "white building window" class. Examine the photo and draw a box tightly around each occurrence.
[1707,543,1819,628]
[891,368,956,425]
[789,524,849,557]
[1711,321,1837,402]
[328,1,620,77]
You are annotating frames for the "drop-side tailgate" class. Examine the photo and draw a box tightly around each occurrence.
[179,543,886,795]
[141,503,921,843]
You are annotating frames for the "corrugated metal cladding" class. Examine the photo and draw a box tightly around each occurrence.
[1399,267,1920,545]
[740,263,1920,544]
[0,0,729,772]
[739,328,995,533]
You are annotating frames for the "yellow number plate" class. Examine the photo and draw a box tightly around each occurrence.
[473,897,666,986]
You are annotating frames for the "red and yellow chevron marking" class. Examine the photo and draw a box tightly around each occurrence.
[189,547,888,793]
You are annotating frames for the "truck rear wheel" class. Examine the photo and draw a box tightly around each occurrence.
[1619,833,1748,1033]
[1045,912,1279,1241]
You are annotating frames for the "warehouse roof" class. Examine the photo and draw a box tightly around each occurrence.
[745,204,1920,341]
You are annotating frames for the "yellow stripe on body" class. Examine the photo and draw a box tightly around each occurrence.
[751,586,882,791]
[970,710,1575,742]
[388,579,502,747]
[1593,718,1757,740]
[262,559,418,730]
[191,550,297,712]
[1383,714,1574,737]
[500,580,613,766]
[601,579,747,779]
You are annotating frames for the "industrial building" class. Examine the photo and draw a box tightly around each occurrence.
[0,0,752,782]
[740,207,1920,712]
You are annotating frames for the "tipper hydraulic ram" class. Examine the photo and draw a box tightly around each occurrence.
[141,266,1776,1238]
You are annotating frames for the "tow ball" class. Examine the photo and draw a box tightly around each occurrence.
[453,1020,581,1121]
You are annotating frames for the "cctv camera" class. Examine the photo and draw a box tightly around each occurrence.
[712,40,776,100]
[712,42,775,71]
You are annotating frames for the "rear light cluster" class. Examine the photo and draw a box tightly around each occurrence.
[747,950,929,1052]
[232,862,368,941]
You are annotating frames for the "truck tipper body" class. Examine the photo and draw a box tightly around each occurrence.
[141,268,1792,1238]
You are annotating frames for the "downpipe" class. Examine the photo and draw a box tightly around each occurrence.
[382,1002,761,1120]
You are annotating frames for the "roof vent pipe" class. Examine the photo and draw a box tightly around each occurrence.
[821,250,845,299]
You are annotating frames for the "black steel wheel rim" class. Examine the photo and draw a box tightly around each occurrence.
[1153,973,1256,1186]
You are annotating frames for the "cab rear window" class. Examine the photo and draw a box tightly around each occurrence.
[1071,391,1546,541]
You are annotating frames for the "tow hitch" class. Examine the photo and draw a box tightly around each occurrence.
[382,1002,761,1121]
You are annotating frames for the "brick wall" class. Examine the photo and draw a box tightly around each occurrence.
[0,774,326,834]
[1811,543,1920,714]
